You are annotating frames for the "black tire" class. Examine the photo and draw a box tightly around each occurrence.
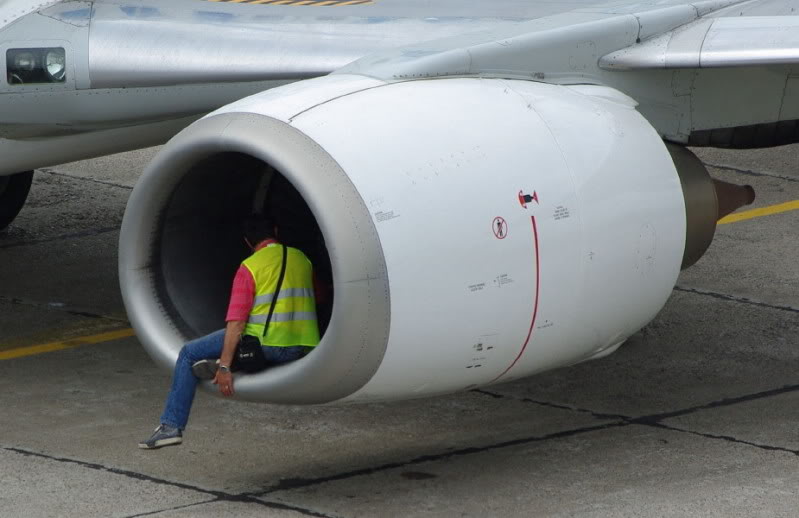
[0,170,34,230]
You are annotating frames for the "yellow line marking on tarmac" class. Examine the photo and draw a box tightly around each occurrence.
[0,328,135,361]
[718,200,799,225]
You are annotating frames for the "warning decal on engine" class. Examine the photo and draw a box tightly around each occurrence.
[465,339,495,370]
[375,210,399,223]
[493,274,514,287]
[493,217,508,239]
[554,206,571,221]
[518,190,539,209]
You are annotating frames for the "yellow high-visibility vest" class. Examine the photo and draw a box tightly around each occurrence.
[242,243,320,347]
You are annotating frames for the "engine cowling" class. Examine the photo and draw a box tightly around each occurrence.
[120,75,707,404]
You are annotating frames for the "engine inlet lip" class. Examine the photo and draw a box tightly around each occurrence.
[120,112,391,404]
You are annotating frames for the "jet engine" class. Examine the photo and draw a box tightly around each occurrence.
[120,75,749,404]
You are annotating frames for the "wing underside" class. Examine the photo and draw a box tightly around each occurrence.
[334,0,799,147]
[600,16,799,70]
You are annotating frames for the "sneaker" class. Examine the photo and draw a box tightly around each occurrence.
[138,424,183,449]
[192,359,220,380]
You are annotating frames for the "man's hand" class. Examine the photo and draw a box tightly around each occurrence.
[215,320,245,397]
[213,370,235,397]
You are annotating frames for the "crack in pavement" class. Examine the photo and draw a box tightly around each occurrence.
[646,421,799,457]
[123,498,219,518]
[0,294,129,324]
[674,286,799,314]
[631,383,799,423]
[702,161,799,184]
[122,496,343,518]
[247,421,628,497]
[472,389,627,421]
[38,168,135,191]
[475,382,799,458]
[2,446,340,518]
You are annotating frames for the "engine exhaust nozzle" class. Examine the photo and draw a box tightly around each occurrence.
[714,179,755,220]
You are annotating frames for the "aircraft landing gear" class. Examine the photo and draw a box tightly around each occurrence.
[0,171,34,230]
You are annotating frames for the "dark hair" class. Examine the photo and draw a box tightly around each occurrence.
[243,216,276,245]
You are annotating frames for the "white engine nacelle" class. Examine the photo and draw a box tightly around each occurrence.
[120,75,690,404]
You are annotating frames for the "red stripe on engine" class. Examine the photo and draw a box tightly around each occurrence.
[491,215,540,383]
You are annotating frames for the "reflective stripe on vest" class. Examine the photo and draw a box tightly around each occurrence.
[248,311,318,324]
[242,244,320,347]
[253,288,315,306]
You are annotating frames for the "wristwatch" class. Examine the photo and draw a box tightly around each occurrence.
[219,365,231,373]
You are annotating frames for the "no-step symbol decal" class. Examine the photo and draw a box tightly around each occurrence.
[493,217,508,239]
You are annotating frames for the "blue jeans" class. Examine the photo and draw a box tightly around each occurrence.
[160,329,310,430]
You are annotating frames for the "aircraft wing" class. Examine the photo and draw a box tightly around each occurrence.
[601,15,799,69]
[82,0,527,88]
[336,0,799,147]
[0,0,540,175]
[344,3,799,77]
[3,0,797,224]
[2,0,799,169]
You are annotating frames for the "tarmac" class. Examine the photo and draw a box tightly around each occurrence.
[0,144,797,517]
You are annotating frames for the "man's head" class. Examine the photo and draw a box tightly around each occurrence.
[243,216,277,250]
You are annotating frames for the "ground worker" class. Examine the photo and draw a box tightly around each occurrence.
[138,217,320,449]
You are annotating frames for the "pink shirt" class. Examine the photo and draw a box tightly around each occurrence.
[225,266,257,322]
[225,240,275,323]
